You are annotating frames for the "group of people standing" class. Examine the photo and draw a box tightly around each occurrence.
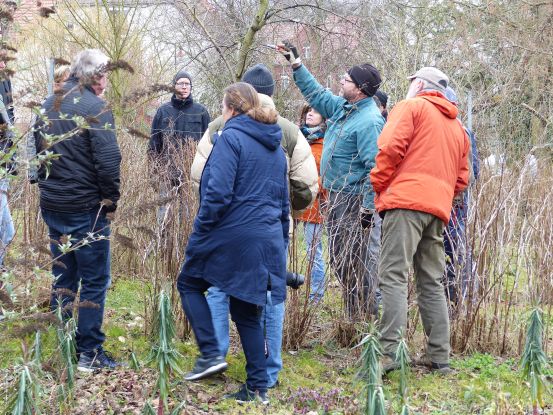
[1,41,473,404]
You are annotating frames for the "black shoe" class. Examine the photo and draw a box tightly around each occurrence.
[77,348,123,373]
[184,356,227,381]
[224,384,269,405]
[431,362,454,375]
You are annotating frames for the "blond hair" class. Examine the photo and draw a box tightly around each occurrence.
[223,82,278,124]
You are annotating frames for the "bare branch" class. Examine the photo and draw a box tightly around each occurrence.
[521,103,549,126]
[235,0,270,81]
[175,0,235,82]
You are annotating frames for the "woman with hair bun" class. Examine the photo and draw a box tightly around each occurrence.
[177,82,289,404]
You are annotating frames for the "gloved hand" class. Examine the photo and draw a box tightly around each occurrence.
[276,41,301,66]
[360,207,374,229]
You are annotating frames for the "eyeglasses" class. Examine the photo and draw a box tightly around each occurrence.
[175,81,191,87]
[340,74,355,84]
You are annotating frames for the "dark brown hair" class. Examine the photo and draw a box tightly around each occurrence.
[299,103,326,131]
[223,82,278,124]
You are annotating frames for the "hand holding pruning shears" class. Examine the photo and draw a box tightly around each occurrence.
[265,41,302,66]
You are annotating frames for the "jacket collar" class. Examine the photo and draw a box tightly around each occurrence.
[171,94,194,109]
[343,96,375,112]
[63,76,94,94]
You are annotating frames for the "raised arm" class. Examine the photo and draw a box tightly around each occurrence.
[292,65,345,120]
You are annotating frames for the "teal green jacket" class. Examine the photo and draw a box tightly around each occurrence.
[293,65,384,209]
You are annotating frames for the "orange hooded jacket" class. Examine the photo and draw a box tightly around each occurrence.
[370,91,470,224]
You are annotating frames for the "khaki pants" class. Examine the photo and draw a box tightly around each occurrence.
[378,209,449,364]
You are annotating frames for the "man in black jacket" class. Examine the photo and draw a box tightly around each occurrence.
[149,70,210,224]
[34,49,122,372]
[149,70,210,184]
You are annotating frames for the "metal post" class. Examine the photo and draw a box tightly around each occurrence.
[467,90,473,131]
[47,58,55,96]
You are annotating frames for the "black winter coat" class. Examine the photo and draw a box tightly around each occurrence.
[0,78,15,174]
[0,78,14,123]
[34,78,121,213]
[148,94,210,155]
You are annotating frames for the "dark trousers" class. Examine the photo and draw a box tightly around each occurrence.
[177,273,268,391]
[42,208,111,353]
[326,191,379,319]
[443,204,467,304]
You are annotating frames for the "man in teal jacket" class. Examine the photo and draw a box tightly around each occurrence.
[277,42,384,319]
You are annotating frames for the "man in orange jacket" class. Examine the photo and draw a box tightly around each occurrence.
[370,67,470,374]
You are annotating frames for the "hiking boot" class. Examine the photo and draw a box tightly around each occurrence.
[184,355,227,381]
[381,355,400,374]
[224,384,269,405]
[77,348,124,372]
[413,355,454,375]
[430,362,454,375]
[412,355,432,368]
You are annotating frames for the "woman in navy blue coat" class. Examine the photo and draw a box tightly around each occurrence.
[177,82,289,403]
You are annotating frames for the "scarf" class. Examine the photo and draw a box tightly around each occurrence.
[300,124,325,143]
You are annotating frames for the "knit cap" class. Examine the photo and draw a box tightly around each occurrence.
[347,64,381,97]
[173,69,192,86]
[242,64,275,97]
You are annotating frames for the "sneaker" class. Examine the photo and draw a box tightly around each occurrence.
[224,384,269,405]
[77,348,123,373]
[184,356,227,381]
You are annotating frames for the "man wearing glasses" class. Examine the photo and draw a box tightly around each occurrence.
[149,70,210,189]
[277,42,384,320]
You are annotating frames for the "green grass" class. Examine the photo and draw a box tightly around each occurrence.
[1,278,549,414]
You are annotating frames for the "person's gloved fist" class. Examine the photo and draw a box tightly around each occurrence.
[360,207,374,229]
[277,41,301,65]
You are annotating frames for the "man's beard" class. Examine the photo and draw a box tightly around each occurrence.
[341,89,356,102]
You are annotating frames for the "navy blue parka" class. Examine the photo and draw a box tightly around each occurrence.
[181,114,289,306]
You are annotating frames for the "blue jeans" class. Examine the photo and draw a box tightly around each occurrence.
[182,277,267,391]
[444,204,469,303]
[42,207,111,353]
[207,287,284,388]
[302,222,326,300]
[0,179,14,265]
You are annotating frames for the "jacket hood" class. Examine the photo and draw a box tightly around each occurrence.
[224,114,282,151]
[417,91,458,119]
[258,93,276,109]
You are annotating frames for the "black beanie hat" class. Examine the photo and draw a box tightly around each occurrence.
[347,64,381,97]
[173,69,192,86]
[242,64,275,97]
[375,90,388,108]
